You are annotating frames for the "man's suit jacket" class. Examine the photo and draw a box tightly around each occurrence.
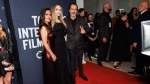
[133,10,150,52]
[98,11,112,41]
[64,16,91,49]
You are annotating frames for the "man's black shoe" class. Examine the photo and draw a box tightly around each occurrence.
[91,55,97,58]
[128,71,141,75]
[104,59,111,62]
[71,75,76,83]
[79,74,88,81]
[98,62,103,66]
[89,57,92,62]
[131,67,136,69]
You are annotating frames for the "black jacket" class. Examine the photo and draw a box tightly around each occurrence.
[64,16,91,49]
[0,34,13,62]
[98,11,112,41]
[133,10,150,52]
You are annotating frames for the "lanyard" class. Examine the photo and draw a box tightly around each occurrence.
[90,24,94,31]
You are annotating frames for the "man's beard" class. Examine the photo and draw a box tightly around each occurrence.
[70,13,76,17]
[108,8,112,13]
[108,8,112,12]
[89,20,93,22]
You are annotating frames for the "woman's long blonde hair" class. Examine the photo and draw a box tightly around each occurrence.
[0,24,6,39]
[51,4,66,28]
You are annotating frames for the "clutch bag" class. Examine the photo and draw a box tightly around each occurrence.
[0,50,9,62]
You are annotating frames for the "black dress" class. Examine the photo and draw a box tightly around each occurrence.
[53,23,71,84]
[109,19,131,62]
[0,30,19,77]
[94,21,99,48]
[42,29,57,84]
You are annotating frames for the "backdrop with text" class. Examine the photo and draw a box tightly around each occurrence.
[0,1,19,84]
[3,0,75,84]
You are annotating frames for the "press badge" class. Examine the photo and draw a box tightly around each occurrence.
[92,32,95,35]
[109,22,111,27]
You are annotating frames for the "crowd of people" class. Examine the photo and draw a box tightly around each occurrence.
[39,1,150,84]
[0,0,150,84]
[82,1,150,76]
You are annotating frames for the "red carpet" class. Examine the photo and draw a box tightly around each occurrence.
[76,62,146,84]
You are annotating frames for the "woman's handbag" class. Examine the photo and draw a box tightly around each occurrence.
[0,47,9,62]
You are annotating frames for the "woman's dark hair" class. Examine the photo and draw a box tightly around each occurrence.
[128,7,137,20]
[115,10,120,14]
[87,13,93,22]
[68,3,78,10]
[120,12,127,18]
[130,7,137,15]
[39,8,51,40]
[94,13,100,24]
[87,13,93,17]
[78,8,85,13]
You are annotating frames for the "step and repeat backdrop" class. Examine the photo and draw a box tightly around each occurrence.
[0,1,19,84]
[0,0,9,32]
[1,0,76,84]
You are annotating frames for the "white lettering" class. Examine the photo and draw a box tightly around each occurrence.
[22,38,43,50]
[18,28,22,39]
[28,39,32,49]
[36,38,43,47]
[31,16,37,26]
[31,39,37,48]
[18,16,42,51]
[28,28,34,38]
[38,16,40,25]
[23,40,28,50]
[22,28,29,39]
[18,27,40,39]
[34,27,39,37]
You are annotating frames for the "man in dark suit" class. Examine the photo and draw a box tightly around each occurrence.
[128,1,150,75]
[97,2,112,66]
[64,3,91,83]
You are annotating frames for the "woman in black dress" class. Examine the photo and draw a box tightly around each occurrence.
[39,8,57,84]
[94,13,100,58]
[0,24,15,84]
[51,4,71,84]
[109,12,131,69]
[128,7,138,53]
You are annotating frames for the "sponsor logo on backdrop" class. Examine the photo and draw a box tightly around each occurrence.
[36,51,42,59]
[0,19,2,22]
